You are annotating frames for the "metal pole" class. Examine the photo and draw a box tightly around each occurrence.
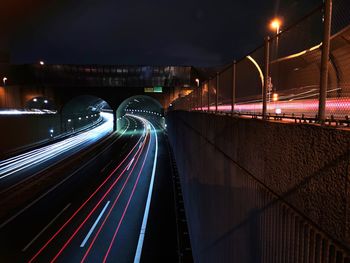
[318,0,332,122]
[263,36,270,119]
[216,72,219,113]
[200,84,203,111]
[197,85,200,110]
[232,60,236,114]
[207,81,210,112]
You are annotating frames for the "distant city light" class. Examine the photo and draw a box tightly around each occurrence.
[39,61,45,66]
[275,108,282,114]
[79,117,82,120]
[33,98,38,102]
[49,129,54,133]
[273,93,279,102]
[68,119,72,122]
[44,99,48,104]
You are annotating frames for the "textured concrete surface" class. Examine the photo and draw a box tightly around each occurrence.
[167,111,350,262]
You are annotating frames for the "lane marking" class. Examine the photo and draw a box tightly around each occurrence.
[103,122,152,263]
[134,121,158,263]
[22,203,71,252]
[80,128,149,263]
[126,158,135,171]
[47,126,148,262]
[80,201,110,248]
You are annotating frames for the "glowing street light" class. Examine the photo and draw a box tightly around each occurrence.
[2,77,7,85]
[270,18,282,35]
[39,60,45,66]
[273,93,279,101]
[33,98,38,102]
[195,78,200,87]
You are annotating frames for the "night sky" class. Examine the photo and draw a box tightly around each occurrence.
[1,0,321,66]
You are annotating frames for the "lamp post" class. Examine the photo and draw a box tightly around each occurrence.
[3,77,8,108]
[269,18,282,105]
[195,78,200,111]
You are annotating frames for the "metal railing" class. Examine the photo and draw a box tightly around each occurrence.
[172,0,350,124]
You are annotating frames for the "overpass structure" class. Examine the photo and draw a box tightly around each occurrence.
[0,64,200,110]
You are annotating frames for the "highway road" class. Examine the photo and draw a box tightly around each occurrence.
[0,112,114,192]
[0,113,166,262]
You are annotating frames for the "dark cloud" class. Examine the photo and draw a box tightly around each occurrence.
[6,0,322,66]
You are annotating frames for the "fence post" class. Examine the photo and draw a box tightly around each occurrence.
[208,80,210,112]
[232,60,236,114]
[200,84,203,111]
[263,36,270,119]
[318,0,332,122]
[216,72,219,113]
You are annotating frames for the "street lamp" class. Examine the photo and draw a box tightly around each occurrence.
[195,78,200,111]
[2,77,8,108]
[195,78,199,87]
[270,18,282,35]
[39,60,45,66]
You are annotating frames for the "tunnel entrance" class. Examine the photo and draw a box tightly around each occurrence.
[61,95,113,134]
[116,95,164,131]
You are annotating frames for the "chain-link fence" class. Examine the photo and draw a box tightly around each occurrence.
[172,0,350,124]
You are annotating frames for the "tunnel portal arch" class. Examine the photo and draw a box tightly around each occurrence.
[116,95,164,131]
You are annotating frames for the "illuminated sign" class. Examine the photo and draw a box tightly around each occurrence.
[153,86,163,93]
[144,87,163,93]
[144,87,154,93]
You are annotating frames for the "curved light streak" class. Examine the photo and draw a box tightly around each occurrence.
[247,55,264,88]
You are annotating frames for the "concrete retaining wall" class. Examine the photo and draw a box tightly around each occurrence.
[0,114,99,155]
[167,111,350,262]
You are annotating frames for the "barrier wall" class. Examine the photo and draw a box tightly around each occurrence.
[167,111,350,263]
[0,113,100,155]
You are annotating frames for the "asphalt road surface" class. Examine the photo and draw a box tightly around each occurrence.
[0,114,178,262]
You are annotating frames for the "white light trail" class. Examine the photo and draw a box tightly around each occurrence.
[0,113,113,179]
